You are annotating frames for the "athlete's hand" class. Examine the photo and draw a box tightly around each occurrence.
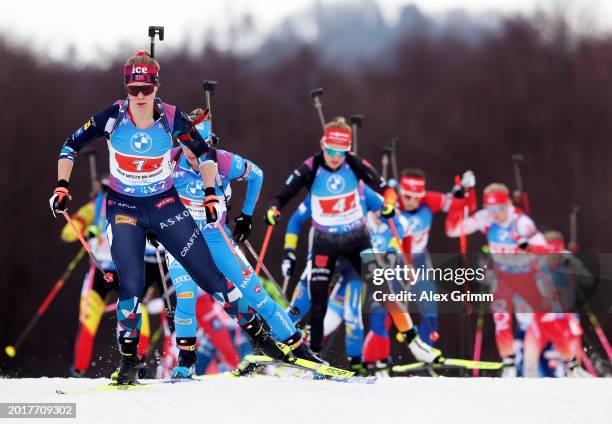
[281,249,296,277]
[265,207,281,226]
[146,231,160,248]
[453,170,476,198]
[233,213,253,243]
[380,203,395,218]
[49,180,71,218]
[461,170,476,189]
[204,187,220,224]
[516,237,529,251]
[209,133,220,146]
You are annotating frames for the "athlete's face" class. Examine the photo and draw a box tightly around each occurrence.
[126,83,157,109]
[488,204,510,225]
[400,193,421,211]
[321,140,346,170]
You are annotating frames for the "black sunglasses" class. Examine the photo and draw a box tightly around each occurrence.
[126,85,156,96]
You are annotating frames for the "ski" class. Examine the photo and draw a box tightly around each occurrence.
[193,371,272,380]
[56,369,280,395]
[56,382,160,396]
[391,362,430,373]
[391,357,503,374]
[442,357,503,370]
[55,376,209,395]
[244,354,376,383]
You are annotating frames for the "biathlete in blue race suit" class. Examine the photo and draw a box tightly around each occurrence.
[167,110,321,377]
[283,186,393,370]
[267,117,442,366]
[50,51,246,385]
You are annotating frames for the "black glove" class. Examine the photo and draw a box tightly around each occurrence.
[233,213,253,243]
[452,184,465,198]
[209,133,220,146]
[204,187,220,224]
[281,249,296,277]
[516,237,529,251]
[380,203,395,218]
[49,179,71,218]
[146,231,160,248]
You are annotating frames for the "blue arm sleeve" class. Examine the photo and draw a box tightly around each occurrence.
[228,154,263,216]
[364,185,384,212]
[286,196,312,237]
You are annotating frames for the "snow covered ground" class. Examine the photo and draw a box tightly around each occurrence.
[1,376,610,424]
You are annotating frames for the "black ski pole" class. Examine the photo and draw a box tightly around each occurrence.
[511,153,530,214]
[148,26,165,58]
[350,115,363,155]
[311,88,326,130]
[202,80,218,132]
[382,137,399,181]
[569,205,581,253]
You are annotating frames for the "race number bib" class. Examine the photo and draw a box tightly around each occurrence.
[312,189,363,226]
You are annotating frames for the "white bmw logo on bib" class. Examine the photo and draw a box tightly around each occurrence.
[326,175,345,193]
[130,132,153,153]
[186,180,205,197]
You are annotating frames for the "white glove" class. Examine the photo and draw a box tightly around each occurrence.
[461,170,476,189]
[281,250,296,278]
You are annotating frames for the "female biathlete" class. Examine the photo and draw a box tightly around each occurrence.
[50,51,248,385]
[167,112,320,377]
[267,117,440,363]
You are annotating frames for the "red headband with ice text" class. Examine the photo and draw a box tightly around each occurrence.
[124,52,159,85]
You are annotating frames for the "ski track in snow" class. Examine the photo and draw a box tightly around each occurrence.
[0,377,610,424]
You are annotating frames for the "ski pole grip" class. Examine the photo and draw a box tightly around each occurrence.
[202,80,217,94]
[148,26,165,40]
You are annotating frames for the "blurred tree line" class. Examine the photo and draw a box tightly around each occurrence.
[1,13,610,376]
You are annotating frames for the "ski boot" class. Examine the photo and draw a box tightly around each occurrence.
[501,355,517,378]
[241,316,286,360]
[171,338,197,378]
[397,327,442,363]
[137,357,149,379]
[348,356,369,377]
[367,360,390,377]
[567,358,594,378]
[69,366,85,378]
[111,341,140,385]
[279,332,326,365]
[232,359,264,377]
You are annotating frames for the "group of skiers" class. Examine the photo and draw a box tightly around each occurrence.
[52,50,594,385]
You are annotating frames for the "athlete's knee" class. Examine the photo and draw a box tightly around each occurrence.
[118,277,144,300]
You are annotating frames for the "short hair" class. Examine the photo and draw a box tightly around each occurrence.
[544,230,565,243]
[324,116,351,132]
[483,183,509,194]
[401,168,425,179]
[124,51,160,71]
